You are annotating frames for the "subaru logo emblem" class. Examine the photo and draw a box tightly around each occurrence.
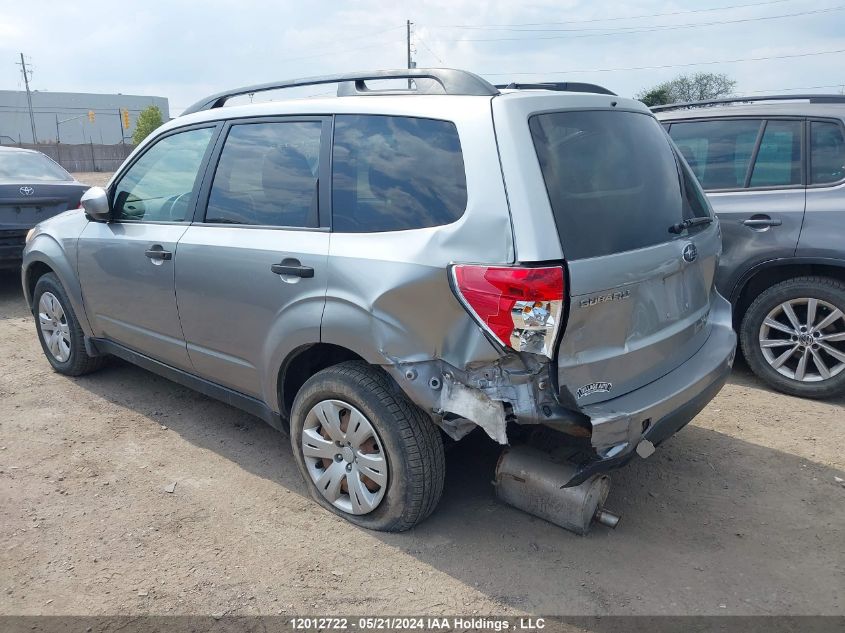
[19,186,34,196]
[682,243,698,263]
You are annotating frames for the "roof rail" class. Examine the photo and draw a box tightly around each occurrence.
[652,93,845,112]
[182,68,499,115]
[495,82,616,96]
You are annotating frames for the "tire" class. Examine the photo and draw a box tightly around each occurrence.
[740,276,845,399]
[32,273,105,376]
[290,361,445,532]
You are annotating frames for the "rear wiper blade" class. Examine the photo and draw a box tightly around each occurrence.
[668,216,713,234]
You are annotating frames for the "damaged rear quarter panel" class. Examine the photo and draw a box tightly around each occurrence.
[320,106,519,439]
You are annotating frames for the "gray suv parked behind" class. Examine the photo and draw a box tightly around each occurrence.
[656,96,845,399]
[22,70,736,532]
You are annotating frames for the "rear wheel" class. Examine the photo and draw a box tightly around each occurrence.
[740,276,845,399]
[290,361,445,531]
[33,273,104,376]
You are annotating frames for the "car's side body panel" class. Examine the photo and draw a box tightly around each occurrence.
[800,178,845,261]
[176,225,330,408]
[21,209,92,334]
[76,221,193,371]
[709,187,806,297]
[320,102,513,372]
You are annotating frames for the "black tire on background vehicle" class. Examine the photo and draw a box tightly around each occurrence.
[32,273,105,376]
[740,276,845,399]
[289,361,445,532]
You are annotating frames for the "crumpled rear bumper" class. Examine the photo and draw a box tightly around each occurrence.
[561,293,736,486]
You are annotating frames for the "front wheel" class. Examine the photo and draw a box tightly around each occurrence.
[740,276,845,399]
[33,273,104,376]
[290,361,445,532]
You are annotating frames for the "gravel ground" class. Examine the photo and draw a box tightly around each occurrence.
[1,268,843,618]
[72,172,112,188]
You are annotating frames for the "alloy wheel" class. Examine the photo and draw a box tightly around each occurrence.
[759,297,845,382]
[301,399,388,515]
[38,292,71,363]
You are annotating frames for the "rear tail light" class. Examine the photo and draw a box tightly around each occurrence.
[451,264,565,359]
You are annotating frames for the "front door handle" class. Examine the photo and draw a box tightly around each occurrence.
[145,245,172,260]
[742,217,782,228]
[271,262,314,278]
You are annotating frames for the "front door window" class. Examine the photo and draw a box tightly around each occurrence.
[112,127,214,222]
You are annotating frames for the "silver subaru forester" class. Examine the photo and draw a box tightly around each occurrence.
[21,69,736,532]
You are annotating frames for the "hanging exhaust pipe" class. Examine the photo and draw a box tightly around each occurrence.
[494,445,620,535]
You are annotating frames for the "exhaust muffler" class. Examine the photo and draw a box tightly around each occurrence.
[495,445,620,535]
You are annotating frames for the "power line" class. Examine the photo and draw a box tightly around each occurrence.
[430,0,792,28]
[481,48,845,76]
[272,26,405,64]
[429,5,845,41]
[484,48,845,77]
[744,83,845,93]
[416,36,445,64]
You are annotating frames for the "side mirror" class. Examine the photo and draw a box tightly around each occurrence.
[80,186,111,221]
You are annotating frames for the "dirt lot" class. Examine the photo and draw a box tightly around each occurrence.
[72,172,112,188]
[1,266,844,617]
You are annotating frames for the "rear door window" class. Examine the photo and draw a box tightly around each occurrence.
[331,115,467,232]
[810,120,845,185]
[749,120,802,187]
[667,119,762,190]
[205,121,322,228]
[529,110,709,261]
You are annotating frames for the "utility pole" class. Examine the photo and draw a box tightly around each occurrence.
[55,115,61,164]
[117,109,125,146]
[406,20,413,88]
[17,53,38,144]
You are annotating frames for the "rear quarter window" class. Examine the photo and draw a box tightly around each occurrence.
[810,120,845,185]
[331,115,467,232]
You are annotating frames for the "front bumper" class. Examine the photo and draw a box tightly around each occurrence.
[560,293,736,486]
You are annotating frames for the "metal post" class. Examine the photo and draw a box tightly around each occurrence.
[406,20,412,89]
[118,109,126,146]
[19,53,38,143]
[90,139,96,172]
[55,115,61,165]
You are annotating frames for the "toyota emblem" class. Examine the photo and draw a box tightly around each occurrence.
[682,243,698,263]
[20,186,34,196]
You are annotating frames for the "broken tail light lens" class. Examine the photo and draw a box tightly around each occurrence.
[451,264,565,358]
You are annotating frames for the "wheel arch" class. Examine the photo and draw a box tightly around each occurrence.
[731,258,845,329]
[22,238,94,337]
[23,260,54,307]
[277,343,366,419]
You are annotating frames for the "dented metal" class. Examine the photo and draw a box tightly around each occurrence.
[495,444,618,535]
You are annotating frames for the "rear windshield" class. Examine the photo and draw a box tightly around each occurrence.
[0,151,73,183]
[529,110,708,261]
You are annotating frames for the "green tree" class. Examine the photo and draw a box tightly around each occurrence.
[637,72,737,106]
[132,105,164,145]
[638,87,672,107]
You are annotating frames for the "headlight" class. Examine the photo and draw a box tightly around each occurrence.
[25,228,37,243]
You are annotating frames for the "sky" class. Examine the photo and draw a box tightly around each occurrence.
[1,0,843,115]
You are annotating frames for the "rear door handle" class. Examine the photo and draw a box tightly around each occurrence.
[742,217,782,228]
[145,245,172,260]
[271,263,314,278]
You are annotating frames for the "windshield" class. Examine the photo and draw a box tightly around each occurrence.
[0,151,73,183]
[530,110,710,261]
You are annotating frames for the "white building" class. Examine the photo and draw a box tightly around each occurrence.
[0,90,170,145]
